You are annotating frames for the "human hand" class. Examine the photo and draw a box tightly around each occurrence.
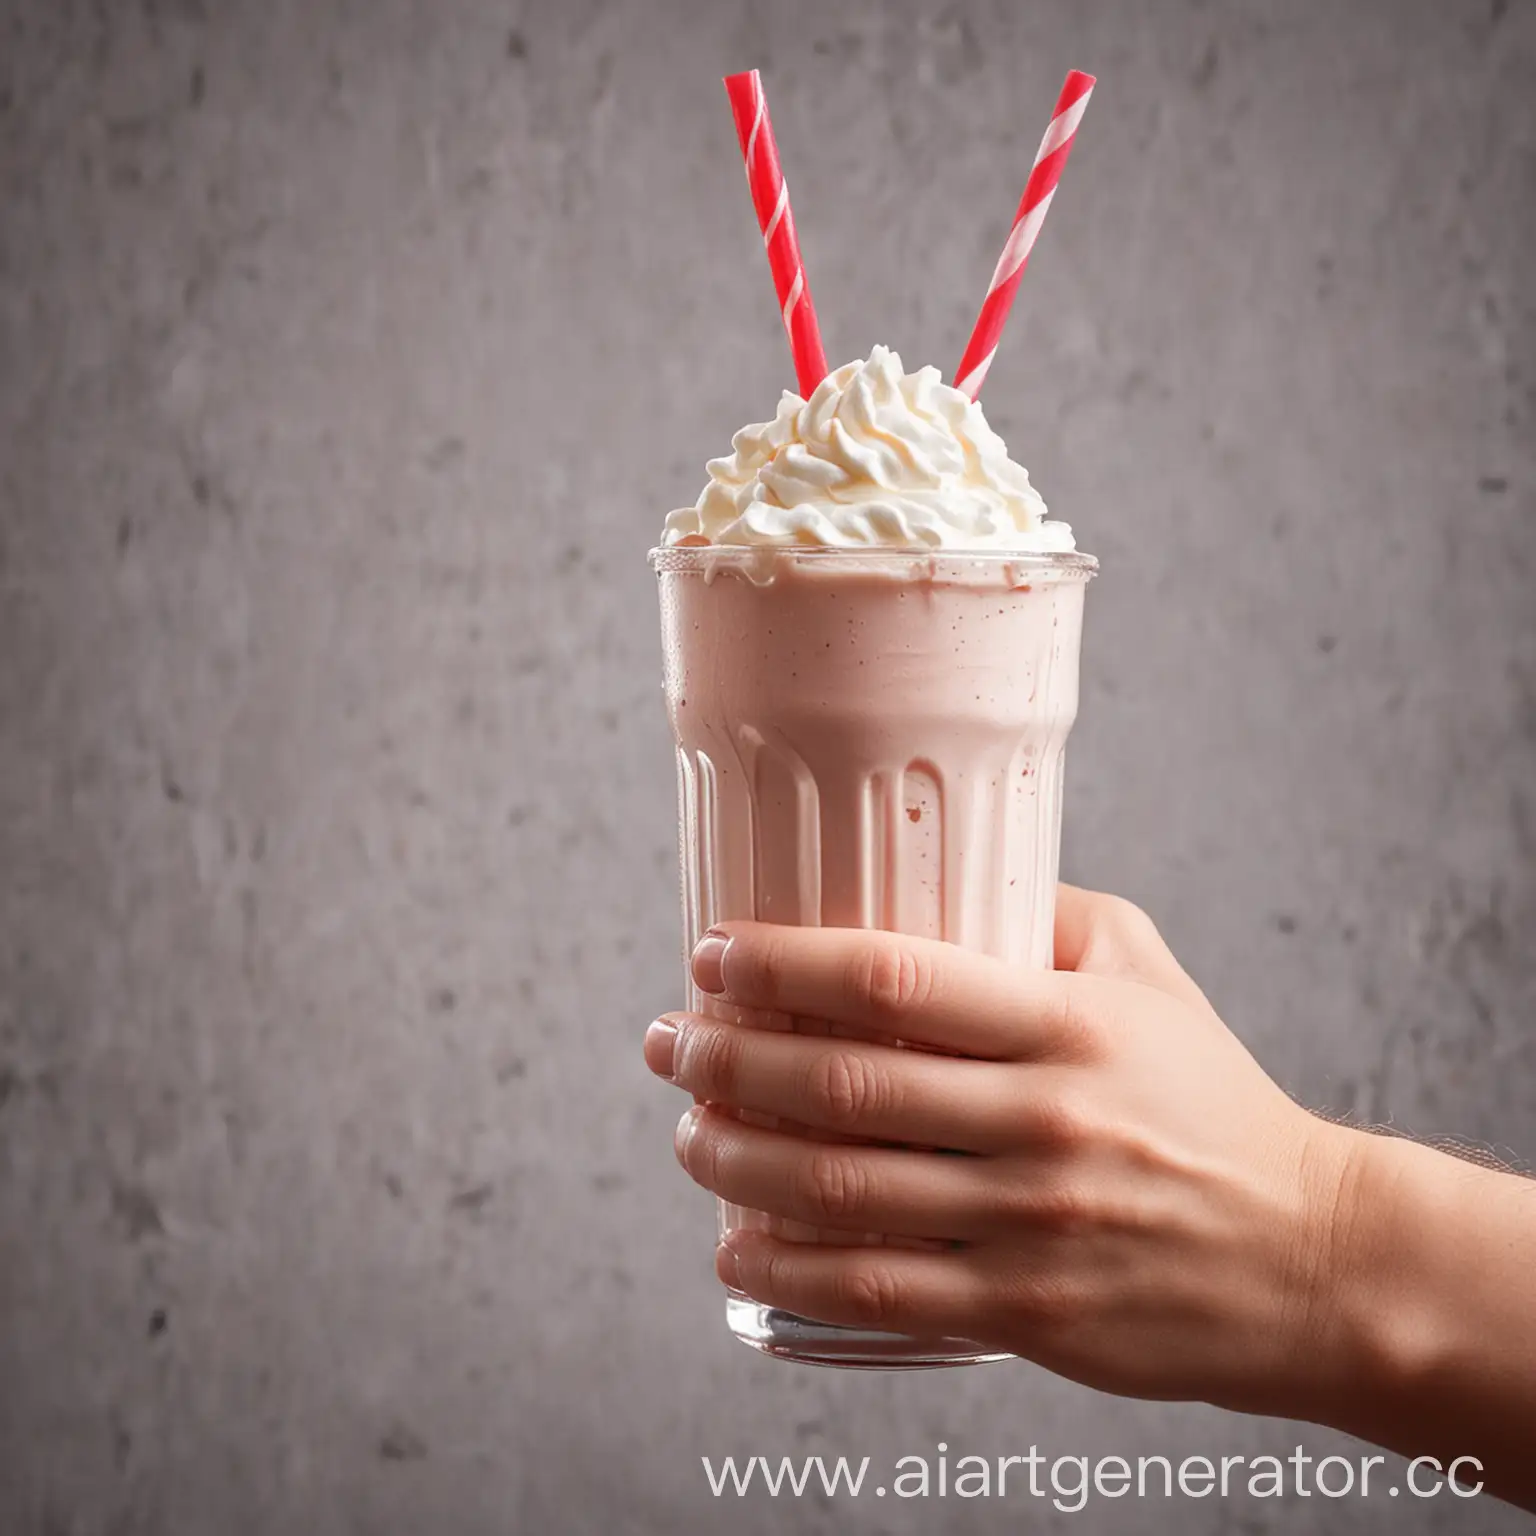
[644,887,1368,1416]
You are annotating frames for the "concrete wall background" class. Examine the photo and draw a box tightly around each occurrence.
[2,0,1533,1531]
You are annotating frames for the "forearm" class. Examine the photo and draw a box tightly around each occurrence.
[1302,1128,1536,1509]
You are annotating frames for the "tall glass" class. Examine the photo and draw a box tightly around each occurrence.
[652,545,1096,1367]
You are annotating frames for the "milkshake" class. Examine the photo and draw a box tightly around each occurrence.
[654,347,1095,1367]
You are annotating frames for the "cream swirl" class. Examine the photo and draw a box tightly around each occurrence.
[662,346,1073,551]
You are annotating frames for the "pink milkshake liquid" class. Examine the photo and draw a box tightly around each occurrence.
[654,543,1095,1368]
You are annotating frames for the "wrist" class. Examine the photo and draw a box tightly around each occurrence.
[1321,1129,1441,1401]
[1249,1121,1432,1427]
[1285,1122,1536,1507]
[1285,1124,1483,1443]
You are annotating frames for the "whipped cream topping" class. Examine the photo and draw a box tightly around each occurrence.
[662,346,1073,552]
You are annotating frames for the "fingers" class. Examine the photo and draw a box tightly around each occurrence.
[646,1014,1026,1153]
[715,1228,993,1341]
[691,923,1088,1061]
[675,1107,994,1239]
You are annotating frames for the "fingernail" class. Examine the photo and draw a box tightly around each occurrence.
[644,1018,679,1080]
[674,1106,700,1169]
[691,931,731,996]
[716,1235,742,1289]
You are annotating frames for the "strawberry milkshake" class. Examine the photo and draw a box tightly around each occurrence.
[653,347,1096,1366]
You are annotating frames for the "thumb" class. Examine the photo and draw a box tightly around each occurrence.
[1054,883,1219,1021]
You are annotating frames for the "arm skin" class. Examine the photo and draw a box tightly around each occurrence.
[1319,1128,1536,1503]
[642,887,1536,1510]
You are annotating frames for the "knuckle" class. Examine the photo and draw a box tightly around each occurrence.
[686,1115,725,1190]
[1055,981,1110,1061]
[754,1240,785,1298]
[1033,1083,1097,1152]
[1016,1276,1088,1331]
[805,1048,889,1130]
[853,938,934,1025]
[1103,895,1160,952]
[991,1157,1097,1234]
[834,1261,904,1328]
[680,1024,744,1100]
[1031,1177,1096,1236]
[800,1148,869,1223]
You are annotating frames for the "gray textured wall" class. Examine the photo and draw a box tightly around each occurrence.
[2,0,1533,1532]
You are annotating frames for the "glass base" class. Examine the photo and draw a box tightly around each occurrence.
[725,1293,1012,1370]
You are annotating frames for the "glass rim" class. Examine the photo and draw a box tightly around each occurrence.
[648,545,1098,577]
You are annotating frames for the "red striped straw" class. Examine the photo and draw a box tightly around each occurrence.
[954,69,1096,401]
[723,70,829,399]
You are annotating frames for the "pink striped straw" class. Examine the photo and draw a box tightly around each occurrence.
[724,70,829,399]
[954,69,1096,401]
